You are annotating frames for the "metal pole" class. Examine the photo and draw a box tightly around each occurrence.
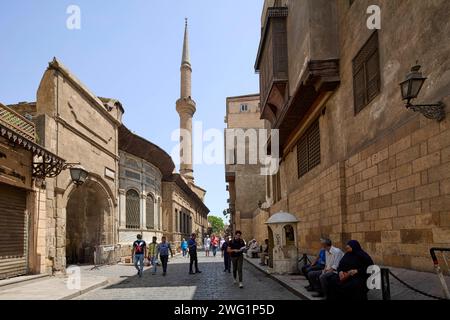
[430,248,450,300]
[381,268,391,300]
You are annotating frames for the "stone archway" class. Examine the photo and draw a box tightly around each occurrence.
[66,180,112,265]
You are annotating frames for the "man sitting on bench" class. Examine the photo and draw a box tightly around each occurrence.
[259,239,269,266]
[246,239,260,258]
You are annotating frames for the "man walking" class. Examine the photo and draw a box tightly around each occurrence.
[188,233,202,274]
[148,236,159,275]
[221,237,232,272]
[132,234,147,277]
[181,238,188,258]
[158,236,173,276]
[204,235,211,257]
[228,230,246,288]
[211,234,219,257]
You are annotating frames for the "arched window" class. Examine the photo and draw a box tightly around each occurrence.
[146,194,155,230]
[126,190,140,229]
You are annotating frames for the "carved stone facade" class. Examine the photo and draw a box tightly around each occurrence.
[10,58,123,273]
[118,150,163,244]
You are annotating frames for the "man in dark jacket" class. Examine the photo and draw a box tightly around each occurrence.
[221,237,232,272]
[227,230,246,288]
[188,233,202,274]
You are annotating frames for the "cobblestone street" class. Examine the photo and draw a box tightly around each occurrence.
[75,254,300,300]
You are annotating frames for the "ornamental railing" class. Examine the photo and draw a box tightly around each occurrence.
[0,104,35,142]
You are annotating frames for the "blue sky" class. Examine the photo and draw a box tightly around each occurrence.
[0,1,263,222]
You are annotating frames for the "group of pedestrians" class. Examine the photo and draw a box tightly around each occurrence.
[132,235,174,277]
[130,231,248,289]
[203,234,220,257]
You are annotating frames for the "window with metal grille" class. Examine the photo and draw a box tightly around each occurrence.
[297,119,321,178]
[126,190,140,229]
[146,194,155,230]
[353,31,381,114]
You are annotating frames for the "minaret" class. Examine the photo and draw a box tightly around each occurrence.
[176,18,196,184]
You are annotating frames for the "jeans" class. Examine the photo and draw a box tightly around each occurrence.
[224,254,231,271]
[212,246,218,257]
[189,252,199,273]
[302,264,325,277]
[182,249,187,257]
[231,255,244,282]
[149,255,157,273]
[308,270,335,296]
[160,255,169,273]
[134,254,144,274]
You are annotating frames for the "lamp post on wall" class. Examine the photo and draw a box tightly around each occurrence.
[67,164,89,186]
[400,64,446,121]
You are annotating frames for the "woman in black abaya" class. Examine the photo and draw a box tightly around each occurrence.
[327,240,374,300]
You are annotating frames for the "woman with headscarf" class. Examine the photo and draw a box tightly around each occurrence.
[327,240,374,300]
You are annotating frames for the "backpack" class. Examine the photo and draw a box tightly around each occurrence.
[159,242,171,256]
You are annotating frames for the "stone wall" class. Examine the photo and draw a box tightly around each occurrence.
[254,0,450,272]
[343,114,450,271]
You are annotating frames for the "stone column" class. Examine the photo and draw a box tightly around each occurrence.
[158,198,162,231]
[118,189,126,229]
[54,188,66,273]
[141,193,147,230]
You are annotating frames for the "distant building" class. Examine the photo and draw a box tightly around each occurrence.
[224,94,269,243]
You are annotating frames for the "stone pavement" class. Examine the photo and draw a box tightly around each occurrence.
[75,253,301,300]
[0,269,108,300]
[245,256,450,300]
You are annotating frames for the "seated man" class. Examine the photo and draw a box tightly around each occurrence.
[259,239,269,265]
[307,238,344,298]
[302,240,326,279]
[246,239,259,258]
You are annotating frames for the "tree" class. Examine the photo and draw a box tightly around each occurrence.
[208,215,225,235]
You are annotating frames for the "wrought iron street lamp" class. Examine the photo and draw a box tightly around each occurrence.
[400,64,446,121]
[68,164,89,186]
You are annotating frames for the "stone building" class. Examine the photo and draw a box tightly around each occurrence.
[1,19,209,277]
[117,125,173,245]
[254,0,450,271]
[162,173,209,248]
[10,58,124,273]
[0,102,64,279]
[224,94,269,243]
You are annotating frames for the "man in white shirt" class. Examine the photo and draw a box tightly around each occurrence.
[204,235,211,257]
[307,238,344,298]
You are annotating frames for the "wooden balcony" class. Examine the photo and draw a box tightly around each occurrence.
[255,6,289,126]
[0,103,35,142]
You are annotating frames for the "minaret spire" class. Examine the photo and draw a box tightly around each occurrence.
[182,18,190,68]
[176,18,196,184]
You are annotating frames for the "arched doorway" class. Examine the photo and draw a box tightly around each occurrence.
[66,180,112,265]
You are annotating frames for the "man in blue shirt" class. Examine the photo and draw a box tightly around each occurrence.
[157,236,173,276]
[188,233,202,274]
[302,239,327,290]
